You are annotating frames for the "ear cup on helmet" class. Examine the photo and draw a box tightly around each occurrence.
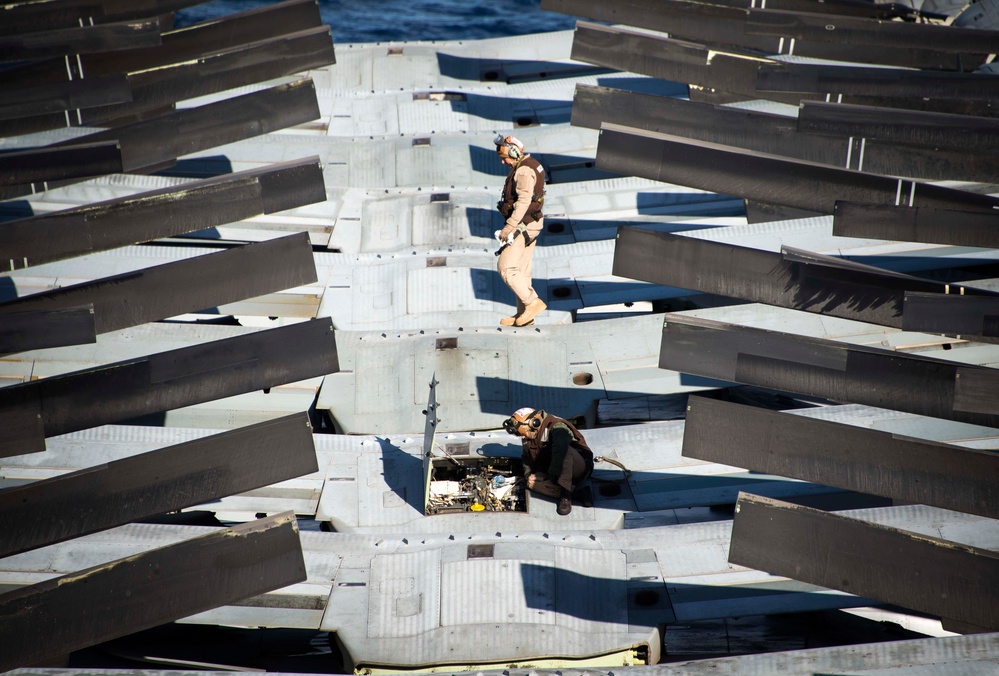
[499,135,523,160]
[505,407,541,435]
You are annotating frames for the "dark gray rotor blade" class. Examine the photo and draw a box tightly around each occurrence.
[546,0,986,69]
[0,0,323,91]
[0,398,45,458]
[0,412,318,557]
[0,156,326,271]
[0,18,161,63]
[548,0,931,20]
[0,75,132,124]
[798,101,999,152]
[0,317,339,438]
[595,122,999,216]
[80,25,335,126]
[570,22,999,116]
[0,26,333,136]
[81,78,323,171]
[903,291,999,338]
[611,228,992,329]
[0,232,319,334]
[569,22,775,103]
[683,396,999,519]
[0,2,324,137]
[1,159,325,270]
[722,59,997,116]
[0,1,202,36]
[0,305,96,355]
[745,7,999,56]
[729,494,999,631]
[757,62,999,101]
[0,2,110,36]
[573,85,997,182]
[0,141,122,188]
[548,0,773,53]
[541,0,928,25]
[833,201,999,249]
[0,78,321,200]
[86,0,324,77]
[0,512,308,673]
[573,82,797,134]
[659,313,999,428]
[743,200,824,224]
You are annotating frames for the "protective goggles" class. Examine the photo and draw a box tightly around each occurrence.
[502,417,523,436]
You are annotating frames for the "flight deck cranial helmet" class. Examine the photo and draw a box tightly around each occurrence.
[494,134,524,160]
[503,407,541,436]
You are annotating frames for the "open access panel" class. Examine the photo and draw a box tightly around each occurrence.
[422,375,528,516]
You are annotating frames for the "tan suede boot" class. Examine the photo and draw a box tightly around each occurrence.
[515,298,546,326]
[500,300,527,326]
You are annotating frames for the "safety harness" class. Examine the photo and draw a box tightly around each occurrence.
[498,155,546,228]
[521,413,594,479]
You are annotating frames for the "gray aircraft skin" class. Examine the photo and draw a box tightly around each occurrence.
[2,0,999,672]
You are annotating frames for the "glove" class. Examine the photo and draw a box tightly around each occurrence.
[499,226,516,243]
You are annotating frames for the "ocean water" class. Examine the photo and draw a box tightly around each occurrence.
[176,0,583,43]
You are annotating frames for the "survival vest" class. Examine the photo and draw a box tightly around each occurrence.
[522,413,594,475]
[500,156,546,225]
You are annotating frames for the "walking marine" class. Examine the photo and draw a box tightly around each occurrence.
[494,134,547,327]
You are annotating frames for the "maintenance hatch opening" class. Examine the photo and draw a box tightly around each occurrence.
[426,455,528,515]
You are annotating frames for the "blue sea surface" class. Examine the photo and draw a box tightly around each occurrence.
[176,0,582,43]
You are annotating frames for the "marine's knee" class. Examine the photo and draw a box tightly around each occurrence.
[499,264,520,283]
